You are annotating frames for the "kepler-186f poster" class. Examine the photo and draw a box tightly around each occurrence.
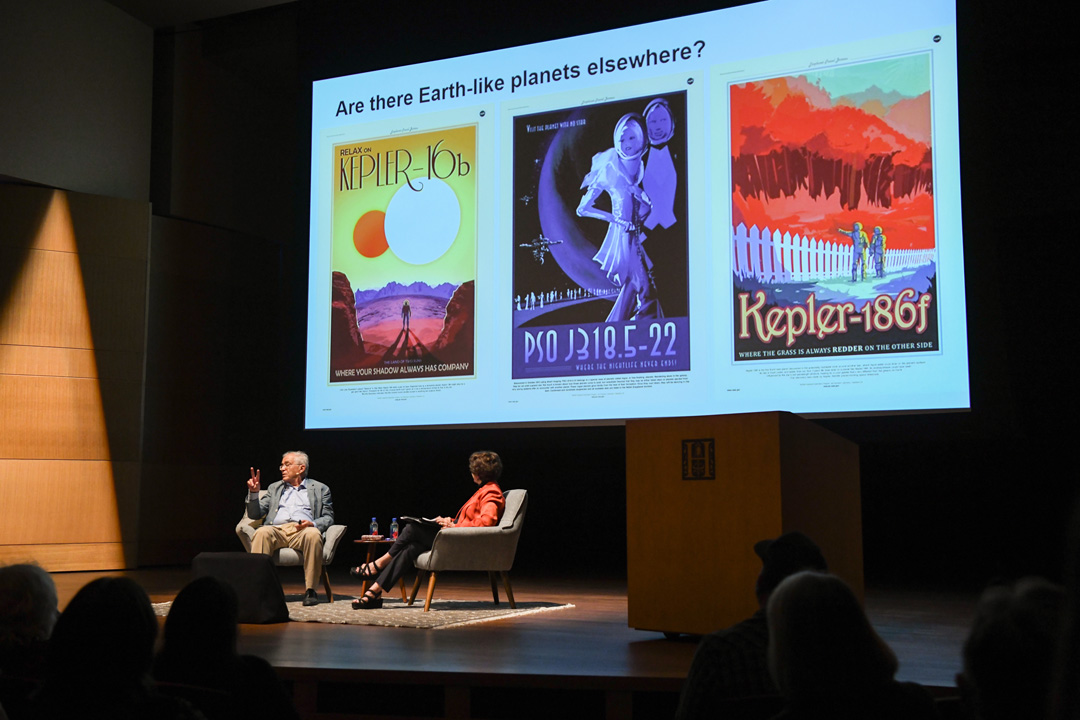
[328,125,476,383]
[511,91,690,379]
[730,54,939,361]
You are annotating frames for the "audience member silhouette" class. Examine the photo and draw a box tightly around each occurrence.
[675,531,828,719]
[0,564,58,719]
[24,576,202,720]
[958,576,1066,720]
[1052,496,1080,720]
[153,576,299,720]
[766,571,937,720]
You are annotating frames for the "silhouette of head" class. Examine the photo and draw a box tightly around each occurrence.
[754,531,828,603]
[0,563,58,672]
[767,571,897,699]
[47,576,157,687]
[960,577,1066,720]
[162,576,239,660]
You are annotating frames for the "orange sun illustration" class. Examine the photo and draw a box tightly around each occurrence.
[353,210,389,258]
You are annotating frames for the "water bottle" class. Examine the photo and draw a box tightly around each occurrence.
[390,517,399,539]
[369,517,378,536]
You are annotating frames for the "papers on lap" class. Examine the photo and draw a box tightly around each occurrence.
[400,516,440,527]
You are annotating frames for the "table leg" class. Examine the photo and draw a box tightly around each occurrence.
[362,547,373,595]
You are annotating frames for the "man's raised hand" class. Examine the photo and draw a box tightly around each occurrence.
[247,467,261,493]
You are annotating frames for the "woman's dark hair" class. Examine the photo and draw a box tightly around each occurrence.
[469,451,503,484]
[155,576,240,687]
[47,576,158,685]
[162,576,239,659]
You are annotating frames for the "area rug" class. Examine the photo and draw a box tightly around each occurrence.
[152,596,574,630]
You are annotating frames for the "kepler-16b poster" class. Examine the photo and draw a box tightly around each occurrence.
[729,54,939,361]
[328,125,476,383]
[511,91,690,379]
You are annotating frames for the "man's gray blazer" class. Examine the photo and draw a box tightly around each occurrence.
[246,478,334,534]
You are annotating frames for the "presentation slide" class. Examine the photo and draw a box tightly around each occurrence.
[307,0,967,429]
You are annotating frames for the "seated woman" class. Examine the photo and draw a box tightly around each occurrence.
[351,451,505,609]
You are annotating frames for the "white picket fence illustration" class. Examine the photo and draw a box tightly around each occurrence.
[732,223,935,283]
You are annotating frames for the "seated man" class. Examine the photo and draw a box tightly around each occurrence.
[675,531,828,719]
[245,451,334,606]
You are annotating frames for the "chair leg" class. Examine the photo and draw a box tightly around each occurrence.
[500,571,516,609]
[423,571,438,612]
[408,573,423,606]
[322,567,334,604]
[488,571,500,604]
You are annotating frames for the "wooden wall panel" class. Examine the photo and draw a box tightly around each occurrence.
[0,543,135,571]
[1,187,150,258]
[0,185,148,571]
[0,345,99,378]
[0,460,123,544]
[78,253,149,353]
[0,376,113,459]
[136,215,283,566]
[0,248,94,347]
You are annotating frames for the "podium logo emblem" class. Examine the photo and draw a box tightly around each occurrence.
[682,438,715,480]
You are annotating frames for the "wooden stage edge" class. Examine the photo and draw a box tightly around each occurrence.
[50,567,974,720]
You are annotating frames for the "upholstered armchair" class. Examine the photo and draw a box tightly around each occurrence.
[408,488,528,611]
[235,491,347,602]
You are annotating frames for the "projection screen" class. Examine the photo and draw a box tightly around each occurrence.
[306,0,967,429]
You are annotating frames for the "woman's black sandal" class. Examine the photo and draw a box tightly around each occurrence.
[351,592,383,610]
[350,562,379,579]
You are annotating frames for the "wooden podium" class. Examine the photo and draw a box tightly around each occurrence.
[625,412,862,635]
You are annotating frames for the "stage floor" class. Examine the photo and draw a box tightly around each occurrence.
[51,568,974,719]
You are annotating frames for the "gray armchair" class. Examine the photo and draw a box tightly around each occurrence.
[235,491,348,602]
[408,488,528,611]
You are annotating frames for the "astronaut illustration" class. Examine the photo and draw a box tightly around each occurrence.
[578,113,662,322]
[838,222,869,282]
[869,226,887,278]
